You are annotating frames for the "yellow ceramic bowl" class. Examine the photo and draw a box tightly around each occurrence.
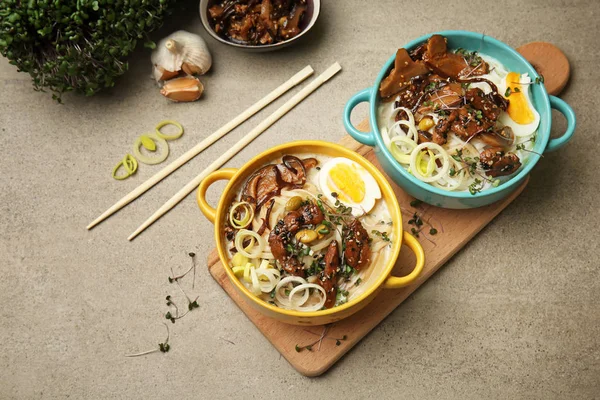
[197,141,425,325]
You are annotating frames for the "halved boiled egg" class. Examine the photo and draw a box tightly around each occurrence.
[318,157,381,216]
[498,72,540,137]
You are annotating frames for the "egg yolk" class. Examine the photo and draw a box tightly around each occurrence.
[328,164,365,203]
[505,72,535,124]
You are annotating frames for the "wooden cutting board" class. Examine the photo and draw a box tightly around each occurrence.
[207,119,528,376]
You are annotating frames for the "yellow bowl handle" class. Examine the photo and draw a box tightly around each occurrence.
[382,231,425,289]
[196,168,238,224]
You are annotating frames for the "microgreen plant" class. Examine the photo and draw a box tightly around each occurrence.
[295,325,348,352]
[0,0,176,100]
[125,323,170,357]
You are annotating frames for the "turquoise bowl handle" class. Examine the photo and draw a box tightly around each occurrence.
[545,96,576,152]
[344,87,376,147]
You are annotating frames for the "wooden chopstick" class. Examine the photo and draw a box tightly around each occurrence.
[86,65,314,230]
[127,62,342,241]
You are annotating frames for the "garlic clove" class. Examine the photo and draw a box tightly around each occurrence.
[153,65,180,82]
[160,76,204,102]
[151,30,212,82]
[181,62,203,75]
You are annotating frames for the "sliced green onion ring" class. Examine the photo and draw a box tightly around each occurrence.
[140,135,157,151]
[112,154,138,180]
[433,158,466,191]
[229,201,255,229]
[410,142,450,183]
[155,120,184,141]
[234,229,266,259]
[133,132,169,165]
[389,135,417,164]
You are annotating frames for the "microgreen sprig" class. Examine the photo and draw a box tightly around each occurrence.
[405,204,442,244]
[125,323,171,357]
[410,199,423,208]
[451,148,501,195]
[295,326,348,352]
[127,252,201,358]
[165,275,200,323]
[455,48,484,67]
[504,86,521,97]
[511,75,544,86]
[168,252,197,284]
[371,230,391,244]
[515,134,543,157]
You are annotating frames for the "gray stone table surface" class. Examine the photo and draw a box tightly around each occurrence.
[1,0,598,398]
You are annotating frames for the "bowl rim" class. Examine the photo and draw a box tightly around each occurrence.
[199,0,321,50]
[213,140,405,318]
[369,30,551,199]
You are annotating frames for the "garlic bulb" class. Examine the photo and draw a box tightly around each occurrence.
[151,30,212,82]
[160,76,204,102]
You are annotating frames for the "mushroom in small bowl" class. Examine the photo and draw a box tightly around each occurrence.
[199,0,320,52]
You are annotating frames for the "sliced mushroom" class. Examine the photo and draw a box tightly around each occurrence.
[241,165,284,209]
[480,126,515,148]
[241,156,319,211]
[379,48,430,100]
[344,219,371,271]
[256,199,275,236]
[479,147,522,177]
[319,241,340,309]
[280,2,306,39]
[423,34,489,79]
[278,155,307,185]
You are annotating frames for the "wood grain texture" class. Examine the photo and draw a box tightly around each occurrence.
[517,41,570,96]
[207,119,528,376]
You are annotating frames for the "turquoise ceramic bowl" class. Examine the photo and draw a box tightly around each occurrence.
[344,31,576,209]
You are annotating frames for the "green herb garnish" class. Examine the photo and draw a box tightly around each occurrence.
[455,48,483,67]
[371,230,391,243]
[295,327,348,353]
[125,323,171,357]
[469,178,483,195]
[410,199,423,208]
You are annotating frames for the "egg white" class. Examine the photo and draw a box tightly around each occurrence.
[318,157,381,217]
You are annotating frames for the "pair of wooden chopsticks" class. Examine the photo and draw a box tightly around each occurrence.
[87,62,342,240]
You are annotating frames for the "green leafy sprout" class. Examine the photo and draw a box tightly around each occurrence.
[0,0,176,101]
